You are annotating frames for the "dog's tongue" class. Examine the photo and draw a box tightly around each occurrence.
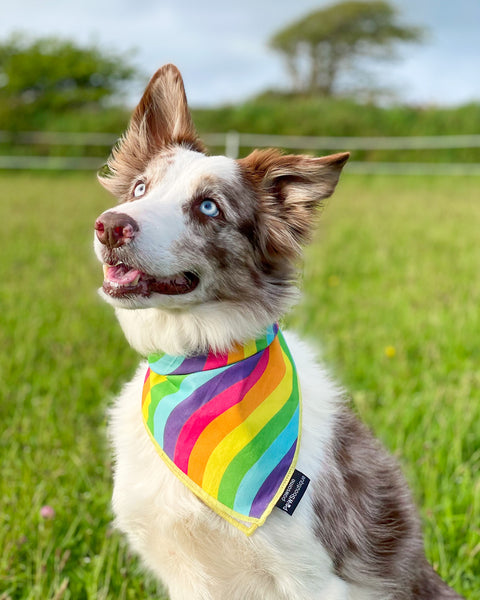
[105,264,142,285]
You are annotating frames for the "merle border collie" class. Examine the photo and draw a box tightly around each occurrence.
[93,64,463,600]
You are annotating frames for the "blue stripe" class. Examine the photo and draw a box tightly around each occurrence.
[232,404,300,515]
[149,354,185,374]
[265,324,276,346]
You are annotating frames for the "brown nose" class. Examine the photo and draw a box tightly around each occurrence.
[95,212,139,249]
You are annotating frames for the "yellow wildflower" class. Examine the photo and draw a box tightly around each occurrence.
[384,345,396,358]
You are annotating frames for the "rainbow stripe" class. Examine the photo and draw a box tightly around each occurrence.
[142,324,301,535]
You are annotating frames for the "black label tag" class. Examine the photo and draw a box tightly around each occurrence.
[275,469,310,515]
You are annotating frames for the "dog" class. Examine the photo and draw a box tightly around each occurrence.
[94,64,463,600]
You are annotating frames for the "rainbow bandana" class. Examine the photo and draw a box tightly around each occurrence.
[141,324,301,535]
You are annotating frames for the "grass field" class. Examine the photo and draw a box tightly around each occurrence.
[0,171,479,599]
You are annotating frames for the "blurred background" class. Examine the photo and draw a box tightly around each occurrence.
[1,2,479,599]
[0,0,479,169]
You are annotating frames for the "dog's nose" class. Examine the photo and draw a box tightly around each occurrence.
[95,212,139,249]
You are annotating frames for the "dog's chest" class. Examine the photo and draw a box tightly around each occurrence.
[108,338,352,600]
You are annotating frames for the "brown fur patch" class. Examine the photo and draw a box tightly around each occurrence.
[312,409,463,598]
[238,149,349,266]
[99,64,205,199]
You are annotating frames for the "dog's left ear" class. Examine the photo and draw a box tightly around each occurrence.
[99,64,204,197]
[239,149,349,259]
[129,64,204,154]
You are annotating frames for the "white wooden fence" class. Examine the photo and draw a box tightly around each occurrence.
[1,130,479,175]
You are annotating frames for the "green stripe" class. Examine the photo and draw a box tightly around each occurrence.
[216,348,299,508]
[277,328,291,360]
[253,325,275,354]
[147,374,186,434]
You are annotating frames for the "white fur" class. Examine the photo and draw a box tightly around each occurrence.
[113,298,297,357]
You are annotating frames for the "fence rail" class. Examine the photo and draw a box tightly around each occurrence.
[0,130,118,146]
[203,132,480,155]
[1,130,479,174]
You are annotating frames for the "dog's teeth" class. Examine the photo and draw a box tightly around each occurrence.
[103,264,109,278]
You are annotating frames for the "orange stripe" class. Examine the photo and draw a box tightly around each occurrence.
[187,339,286,486]
[227,344,246,364]
[142,377,151,405]
[142,375,151,421]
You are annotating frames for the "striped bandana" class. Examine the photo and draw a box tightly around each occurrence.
[141,324,301,535]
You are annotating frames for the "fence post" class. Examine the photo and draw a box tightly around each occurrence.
[225,131,240,159]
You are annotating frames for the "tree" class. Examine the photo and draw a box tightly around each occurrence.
[269,1,424,97]
[0,34,138,129]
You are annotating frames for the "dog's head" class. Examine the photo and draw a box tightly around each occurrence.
[94,64,348,354]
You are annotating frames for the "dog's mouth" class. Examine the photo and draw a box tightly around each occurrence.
[102,262,199,297]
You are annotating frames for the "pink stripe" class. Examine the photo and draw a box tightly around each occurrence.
[144,367,151,383]
[203,351,229,371]
[173,349,270,473]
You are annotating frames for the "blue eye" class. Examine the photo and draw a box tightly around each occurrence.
[133,181,146,198]
[199,199,219,217]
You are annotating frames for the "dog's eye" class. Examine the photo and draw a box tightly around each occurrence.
[199,199,219,217]
[133,182,146,198]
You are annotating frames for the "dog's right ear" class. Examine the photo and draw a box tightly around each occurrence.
[239,149,349,263]
[99,64,204,197]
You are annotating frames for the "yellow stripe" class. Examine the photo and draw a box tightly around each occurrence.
[142,392,151,422]
[201,344,293,497]
[151,372,167,386]
[243,338,257,359]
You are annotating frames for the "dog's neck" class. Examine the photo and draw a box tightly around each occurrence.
[115,296,297,357]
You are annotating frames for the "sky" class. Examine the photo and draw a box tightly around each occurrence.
[1,0,479,108]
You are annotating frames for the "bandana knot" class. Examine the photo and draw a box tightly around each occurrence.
[142,324,301,535]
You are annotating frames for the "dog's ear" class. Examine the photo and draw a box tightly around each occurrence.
[99,64,204,197]
[239,149,349,260]
[129,64,204,154]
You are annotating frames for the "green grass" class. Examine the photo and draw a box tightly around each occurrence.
[0,172,478,599]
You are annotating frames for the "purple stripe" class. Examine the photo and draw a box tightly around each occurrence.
[171,353,208,375]
[249,441,297,519]
[162,351,263,457]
